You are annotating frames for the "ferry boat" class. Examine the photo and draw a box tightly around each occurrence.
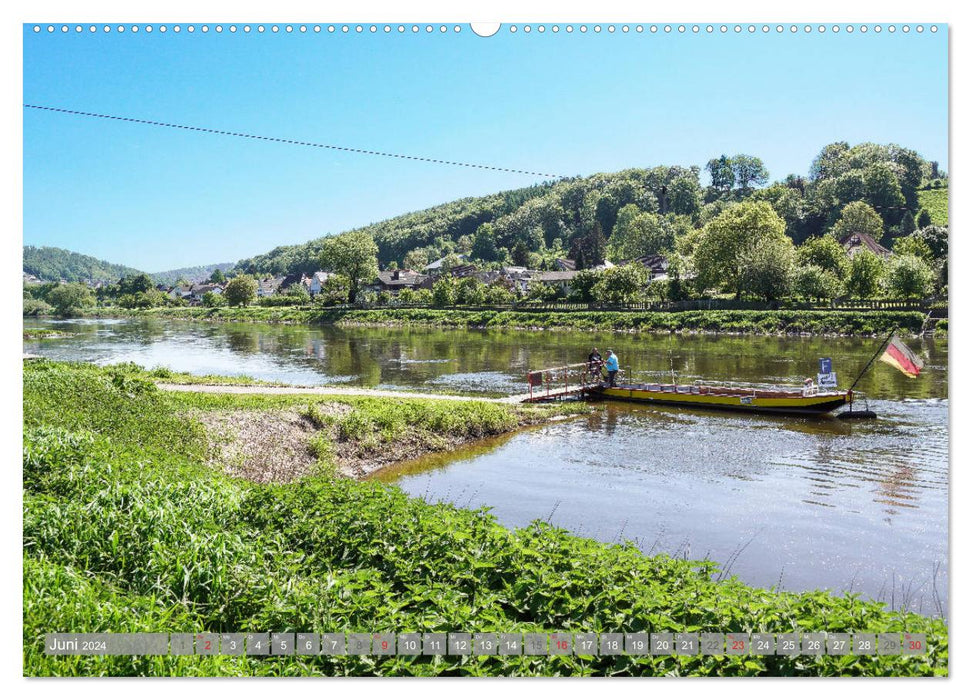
[588,380,851,415]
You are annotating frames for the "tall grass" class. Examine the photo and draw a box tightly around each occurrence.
[23,362,947,676]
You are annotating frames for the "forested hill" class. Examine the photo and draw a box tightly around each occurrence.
[23,246,144,283]
[234,141,946,276]
[151,262,236,286]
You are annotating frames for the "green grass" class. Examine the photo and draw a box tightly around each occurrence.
[23,361,947,677]
[918,187,949,226]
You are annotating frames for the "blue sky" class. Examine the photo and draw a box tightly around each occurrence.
[23,23,948,272]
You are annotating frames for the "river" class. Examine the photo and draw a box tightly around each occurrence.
[24,318,949,614]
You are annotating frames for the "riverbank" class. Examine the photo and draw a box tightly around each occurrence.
[23,360,947,676]
[75,305,932,337]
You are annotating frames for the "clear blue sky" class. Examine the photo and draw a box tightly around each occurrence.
[23,23,948,272]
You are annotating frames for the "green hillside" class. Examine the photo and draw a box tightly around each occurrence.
[918,186,948,226]
[235,141,940,277]
[23,246,144,283]
[150,262,235,285]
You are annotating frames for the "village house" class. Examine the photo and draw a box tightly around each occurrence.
[498,266,533,294]
[369,269,427,294]
[189,283,224,302]
[423,254,468,275]
[168,284,194,302]
[626,254,670,281]
[305,271,334,296]
[257,277,285,298]
[555,258,615,272]
[839,232,891,259]
[528,270,579,296]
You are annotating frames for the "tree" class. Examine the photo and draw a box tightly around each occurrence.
[432,277,456,306]
[318,274,351,306]
[863,162,906,225]
[527,282,558,302]
[223,275,257,307]
[737,236,795,301]
[809,142,851,181]
[403,249,429,271]
[590,264,648,304]
[567,269,602,302]
[607,207,672,261]
[319,231,380,303]
[706,156,735,194]
[282,283,311,304]
[117,273,154,296]
[916,209,933,229]
[668,175,702,216]
[693,201,787,298]
[883,255,934,299]
[831,201,884,241]
[897,210,916,237]
[511,240,531,267]
[731,154,769,194]
[209,268,227,284]
[915,225,948,261]
[471,223,500,262]
[844,250,884,299]
[46,283,94,317]
[892,235,934,264]
[202,290,224,308]
[796,235,849,280]
[455,277,485,306]
[793,265,842,301]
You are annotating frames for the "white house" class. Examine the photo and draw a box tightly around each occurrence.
[306,271,334,296]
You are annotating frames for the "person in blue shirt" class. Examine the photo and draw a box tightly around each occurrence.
[604,349,619,387]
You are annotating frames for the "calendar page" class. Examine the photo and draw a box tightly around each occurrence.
[20,1,951,682]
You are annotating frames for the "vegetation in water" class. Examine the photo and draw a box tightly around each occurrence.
[64,305,928,337]
[23,361,947,676]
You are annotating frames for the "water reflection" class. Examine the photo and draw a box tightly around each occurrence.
[380,401,948,614]
[24,318,948,401]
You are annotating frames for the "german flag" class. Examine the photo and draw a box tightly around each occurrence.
[879,335,924,378]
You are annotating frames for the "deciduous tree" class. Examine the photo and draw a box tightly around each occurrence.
[884,255,934,299]
[319,231,380,303]
[223,275,257,307]
[693,201,787,298]
[830,201,884,241]
[844,250,884,299]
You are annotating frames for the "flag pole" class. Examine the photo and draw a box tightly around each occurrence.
[848,328,897,394]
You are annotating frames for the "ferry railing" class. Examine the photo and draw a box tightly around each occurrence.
[526,362,604,401]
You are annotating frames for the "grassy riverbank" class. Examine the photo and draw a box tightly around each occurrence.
[24,361,947,677]
[79,305,929,337]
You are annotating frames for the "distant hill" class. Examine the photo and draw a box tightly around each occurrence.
[150,262,236,285]
[23,246,144,283]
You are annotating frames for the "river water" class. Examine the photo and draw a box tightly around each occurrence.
[25,318,949,614]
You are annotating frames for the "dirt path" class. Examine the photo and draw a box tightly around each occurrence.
[156,382,532,404]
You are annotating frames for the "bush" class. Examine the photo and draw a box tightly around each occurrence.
[23,297,53,316]
[793,265,842,301]
[202,291,225,308]
[883,255,935,299]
